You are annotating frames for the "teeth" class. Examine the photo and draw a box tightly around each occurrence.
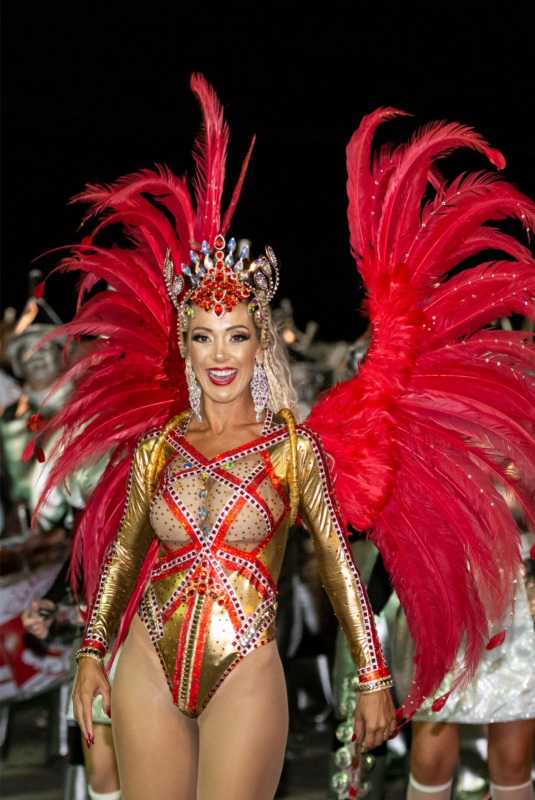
[208,369,236,378]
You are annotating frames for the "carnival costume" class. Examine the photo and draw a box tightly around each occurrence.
[29,76,535,734]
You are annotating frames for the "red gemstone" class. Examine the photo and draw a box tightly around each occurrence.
[214,304,224,317]
[197,583,207,595]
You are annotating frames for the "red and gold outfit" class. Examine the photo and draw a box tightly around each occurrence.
[80,409,392,717]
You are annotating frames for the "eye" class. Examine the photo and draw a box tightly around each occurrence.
[191,333,210,343]
[230,332,250,342]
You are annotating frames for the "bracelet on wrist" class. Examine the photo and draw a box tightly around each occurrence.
[75,646,104,666]
[357,675,395,694]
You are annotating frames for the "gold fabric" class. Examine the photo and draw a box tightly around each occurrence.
[81,410,391,716]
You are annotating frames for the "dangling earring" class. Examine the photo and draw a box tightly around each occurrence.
[251,358,269,421]
[185,359,202,421]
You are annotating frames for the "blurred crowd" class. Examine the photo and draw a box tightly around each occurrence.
[1,277,534,800]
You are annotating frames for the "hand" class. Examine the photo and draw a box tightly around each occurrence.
[21,599,56,639]
[353,687,397,753]
[72,658,111,746]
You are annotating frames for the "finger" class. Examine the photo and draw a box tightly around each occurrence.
[363,728,382,752]
[100,684,112,717]
[39,599,56,610]
[81,697,94,746]
[353,716,364,743]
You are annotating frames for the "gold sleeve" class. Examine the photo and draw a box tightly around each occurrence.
[79,435,160,656]
[296,428,393,693]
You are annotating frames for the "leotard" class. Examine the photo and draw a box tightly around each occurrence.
[80,410,393,717]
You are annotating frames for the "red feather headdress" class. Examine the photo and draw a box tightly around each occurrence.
[306,108,535,721]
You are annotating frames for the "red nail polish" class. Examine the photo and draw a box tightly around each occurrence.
[106,708,111,719]
[351,733,357,742]
[86,737,92,748]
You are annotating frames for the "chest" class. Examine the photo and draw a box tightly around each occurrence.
[150,434,290,552]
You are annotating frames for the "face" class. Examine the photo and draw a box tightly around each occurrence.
[186,303,262,410]
[18,340,64,390]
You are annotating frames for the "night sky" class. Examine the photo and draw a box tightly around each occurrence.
[3,2,535,341]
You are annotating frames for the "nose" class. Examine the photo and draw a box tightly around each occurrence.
[212,336,228,362]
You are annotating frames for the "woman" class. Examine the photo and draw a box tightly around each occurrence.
[73,290,396,798]
[31,76,535,800]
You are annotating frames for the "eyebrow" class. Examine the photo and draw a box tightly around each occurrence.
[191,325,250,333]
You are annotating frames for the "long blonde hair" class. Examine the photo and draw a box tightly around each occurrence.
[263,311,300,422]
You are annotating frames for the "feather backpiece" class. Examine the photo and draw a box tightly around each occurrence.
[307,110,535,721]
[28,74,255,630]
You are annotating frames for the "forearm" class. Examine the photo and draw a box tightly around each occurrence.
[297,429,393,692]
[80,438,157,655]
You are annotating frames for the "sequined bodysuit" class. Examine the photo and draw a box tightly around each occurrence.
[81,410,392,718]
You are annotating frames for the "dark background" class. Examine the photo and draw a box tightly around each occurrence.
[2,1,535,341]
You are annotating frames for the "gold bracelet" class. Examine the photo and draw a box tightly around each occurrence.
[357,675,395,694]
[75,647,104,666]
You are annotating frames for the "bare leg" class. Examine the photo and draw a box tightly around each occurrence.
[111,615,199,800]
[488,719,535,799]
[197,641,289,800]
[407,721,460,800]
[82,723,120,794]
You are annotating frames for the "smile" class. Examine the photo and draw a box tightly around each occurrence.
[207,368,238,385]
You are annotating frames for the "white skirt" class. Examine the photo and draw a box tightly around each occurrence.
[390,569,535,724]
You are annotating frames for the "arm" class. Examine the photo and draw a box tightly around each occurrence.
[73,435,158,743]
[296,428,396,750]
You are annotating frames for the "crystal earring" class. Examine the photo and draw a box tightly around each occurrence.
[251,358,269,421]
[185,359,202,421]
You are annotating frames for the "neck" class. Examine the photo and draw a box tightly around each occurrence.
[194,394,262,436]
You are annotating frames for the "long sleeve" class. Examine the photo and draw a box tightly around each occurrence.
[79,435,159,657]
[296,426,393,693]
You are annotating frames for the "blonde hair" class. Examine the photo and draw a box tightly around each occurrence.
[262,311,300,422]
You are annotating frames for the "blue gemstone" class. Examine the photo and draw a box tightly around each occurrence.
[240,244,249,259]
[201,241,210,256]
[228,238,236,254]
[190,251,200,265]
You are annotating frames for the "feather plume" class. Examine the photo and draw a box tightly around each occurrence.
[308,109,535,719]
[32,75,256,622]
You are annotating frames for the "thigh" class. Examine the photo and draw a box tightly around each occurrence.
[197,641,289,800]
[410,721,460,784]
[111,614,199,800]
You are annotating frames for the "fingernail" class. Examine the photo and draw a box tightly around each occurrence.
[86,737,92,748]
[106,708,111,719]
[351,733,357,742]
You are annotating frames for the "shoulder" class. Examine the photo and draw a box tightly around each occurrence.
[133,411,191,471]
[271,410,330,471]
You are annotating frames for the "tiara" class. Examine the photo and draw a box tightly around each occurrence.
[163,234,279,355]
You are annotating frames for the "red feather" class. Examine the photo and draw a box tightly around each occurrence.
[308,110,534,720]
[32,75,255,613]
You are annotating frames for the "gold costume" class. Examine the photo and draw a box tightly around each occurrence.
[81,410,392,718]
